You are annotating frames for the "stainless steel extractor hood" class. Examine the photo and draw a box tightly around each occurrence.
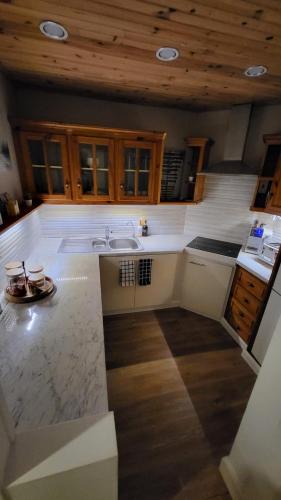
[203,104,258,175]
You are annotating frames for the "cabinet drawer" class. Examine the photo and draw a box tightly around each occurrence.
[231,298,255,329]
[233,284,261,316]
[229,305,253,343]
[237,267,267,300]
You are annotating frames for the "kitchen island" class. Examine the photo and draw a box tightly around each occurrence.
[0,253,108,430]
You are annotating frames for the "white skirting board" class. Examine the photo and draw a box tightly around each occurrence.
[102,301,180,316]
[241,349,260,375]
[181,304,221,321]
[220,318,260,375]
[220,318,247,349]
[219,457,242,500]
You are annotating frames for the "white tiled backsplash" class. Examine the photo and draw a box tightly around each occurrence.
[0,210,41,288]
[0,174,277,281]
[39,204,187,238]
[185,175,274,243]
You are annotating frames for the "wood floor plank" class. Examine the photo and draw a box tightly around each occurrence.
[104,307,256,499]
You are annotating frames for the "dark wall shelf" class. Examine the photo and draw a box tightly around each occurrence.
[0,202,42,236]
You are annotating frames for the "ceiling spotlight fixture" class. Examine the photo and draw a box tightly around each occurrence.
[39,20,68,41]
[244,65,267,77]
[156,47,179,62]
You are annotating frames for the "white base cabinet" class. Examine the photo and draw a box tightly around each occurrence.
[180,253,233,320]
[100,254,179,315]
[99,256,135,314]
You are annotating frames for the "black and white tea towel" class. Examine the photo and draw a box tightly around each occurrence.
[119,260,135,287]
[138,259,153,286]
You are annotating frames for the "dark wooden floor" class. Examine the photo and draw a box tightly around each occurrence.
[104,308,256,500]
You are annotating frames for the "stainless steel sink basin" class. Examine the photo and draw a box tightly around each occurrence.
[92,238,107,249]
[109,237,141,250]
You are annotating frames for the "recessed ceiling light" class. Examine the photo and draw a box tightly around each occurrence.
[156,47,179,62]
[39,20,68,41]
[244,65,267,77]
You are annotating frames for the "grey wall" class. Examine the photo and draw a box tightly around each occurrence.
[190,105,281,171]
[14,87,193,149]
[244,104,281,170]
[0,74,22,199]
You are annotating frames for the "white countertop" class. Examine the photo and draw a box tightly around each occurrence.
[0,232,273,431]
[30,234,274,283]
[236,250,272,283]
[0,253,108,431]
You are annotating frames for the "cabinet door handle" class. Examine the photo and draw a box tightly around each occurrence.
[239,311,245,318]
[77,180,81,189]
[189,261,206,266]
[248,282,255,288]
[244,298,249,304]
[65,182,70,190]
[120,184,124,190]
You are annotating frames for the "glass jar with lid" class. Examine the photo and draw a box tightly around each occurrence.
[6,268,27,297]
[5,261,22,271]
[28,273,46,294]
[28,264,44,274]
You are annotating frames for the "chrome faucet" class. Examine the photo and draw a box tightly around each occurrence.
[105,225,110,241]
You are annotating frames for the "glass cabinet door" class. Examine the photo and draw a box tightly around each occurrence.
[46,140,66,195]
[76,137,113,200]
[27,138,49,194]
[119,141,155,201]
[21,132,71,199]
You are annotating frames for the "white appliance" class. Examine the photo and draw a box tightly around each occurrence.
[258,240,280,267]
[252,267,281,364]
[245,235,264,255]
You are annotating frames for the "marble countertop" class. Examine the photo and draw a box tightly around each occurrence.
[0,253,108,431]
[236,250,272,283]
[33,234,273,281]
[0,232,272,432]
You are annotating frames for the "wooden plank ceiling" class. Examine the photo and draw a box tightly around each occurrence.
[0,0,281,109]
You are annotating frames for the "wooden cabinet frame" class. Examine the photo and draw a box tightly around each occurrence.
[159,137,212,205]
[18,131,72,202]
[12,118,166,205]
[72,136,114,202]
[251,134,281,215]
[116,140,156,203]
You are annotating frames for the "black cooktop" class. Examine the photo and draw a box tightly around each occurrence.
[187,236,242,258]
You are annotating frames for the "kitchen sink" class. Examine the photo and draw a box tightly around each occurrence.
[59,236,142,253]
[109,237,142,250]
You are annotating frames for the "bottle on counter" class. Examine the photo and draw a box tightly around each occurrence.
[136,219,143,237]
[142,219,148,237]
[4,193,20,217]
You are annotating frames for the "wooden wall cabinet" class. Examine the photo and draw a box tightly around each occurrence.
[251,134,281,214]
[13,119,166,205]
[225,266,267,344]
[72,136,114,202]
[18,131,72,201]
[116,140,156,203]
[160,137,212,204]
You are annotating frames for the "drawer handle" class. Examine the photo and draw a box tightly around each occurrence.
[236,325,240,331]
[244,298,249,304]
[239,312,245,318]
[189,261,206,266]
[248,282,255,288]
